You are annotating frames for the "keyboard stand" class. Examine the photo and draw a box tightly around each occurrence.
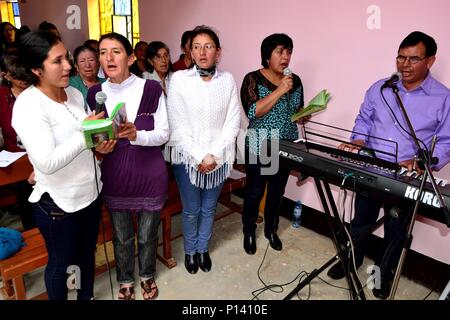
[284,177,384,300]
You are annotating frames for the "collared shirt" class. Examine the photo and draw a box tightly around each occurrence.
[142,70,172,95]
[101,74,169,147]
[351,73,450,170]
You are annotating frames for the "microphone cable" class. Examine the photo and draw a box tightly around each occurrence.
[380,88,431,164]
[92,150,115,300]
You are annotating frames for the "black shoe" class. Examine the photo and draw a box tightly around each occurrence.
[265,232,282,251]
[372,279,392,300]
[198,251,212,272]
[184,254,198,274]
[243,234,256,255]
[327,262,345,280]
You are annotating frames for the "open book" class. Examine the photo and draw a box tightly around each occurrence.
[291,89,331,122]
[81,102,127,148]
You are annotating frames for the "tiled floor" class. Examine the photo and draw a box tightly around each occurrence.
[0,198,441,300]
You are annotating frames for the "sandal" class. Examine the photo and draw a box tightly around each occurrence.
[140,278,159,300]
[118,286,135,300]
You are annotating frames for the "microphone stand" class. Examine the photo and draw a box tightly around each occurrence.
[387,84,450,300]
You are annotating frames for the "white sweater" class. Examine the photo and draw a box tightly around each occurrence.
[166,67,241,188]
[12,86,101,212]
[101,74,169,147]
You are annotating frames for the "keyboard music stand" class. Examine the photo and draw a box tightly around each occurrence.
[386,84,450,300]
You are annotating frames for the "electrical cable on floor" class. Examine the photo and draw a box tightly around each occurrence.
[251,242,311,300]
[316,276,350,291]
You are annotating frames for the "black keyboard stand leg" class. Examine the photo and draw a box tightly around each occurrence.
[283,254,340,300]
[284,178,366,300]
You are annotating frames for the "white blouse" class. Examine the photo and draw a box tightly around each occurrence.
[12,86,102,212]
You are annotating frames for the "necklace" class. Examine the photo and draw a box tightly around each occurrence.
[62,102,79,121]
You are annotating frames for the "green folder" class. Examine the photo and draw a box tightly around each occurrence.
[291,89,331,122]
[81,102,126,148]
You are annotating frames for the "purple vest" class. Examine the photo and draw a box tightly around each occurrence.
[87,80,168,212]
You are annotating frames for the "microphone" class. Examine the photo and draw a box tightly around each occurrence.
[283,67,292,107]
[94,91,107,114]
[381,72,402,89]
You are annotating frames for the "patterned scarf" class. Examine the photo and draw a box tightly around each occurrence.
[195,63,216,77]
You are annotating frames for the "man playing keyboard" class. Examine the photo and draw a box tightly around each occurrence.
[326,31,450,299]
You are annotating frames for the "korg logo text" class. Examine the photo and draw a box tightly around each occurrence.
[404,186,440,208]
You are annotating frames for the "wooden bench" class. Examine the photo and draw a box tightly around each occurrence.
[0,207,113,300]
[0,171,246,300]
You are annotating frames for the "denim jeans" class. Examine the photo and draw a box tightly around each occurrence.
[32,193,101,300]
[242,154,291,236]
[110,211,160,285]
[350,193,412,281]
[172,164,224,255]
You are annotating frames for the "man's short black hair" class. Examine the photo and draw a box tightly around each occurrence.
[399,31,437,57]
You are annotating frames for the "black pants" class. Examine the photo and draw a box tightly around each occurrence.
[3,181,36,230]
[32,193,101,300]
[15,181,36,230]
[242,153,291,236]
[350,193,413,281]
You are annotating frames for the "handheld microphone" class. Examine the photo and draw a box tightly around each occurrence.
[381,72,402,89]
[94,91,107,114]
[283,67,292,107]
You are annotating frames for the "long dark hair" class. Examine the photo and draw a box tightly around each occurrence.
[17,31,61,85]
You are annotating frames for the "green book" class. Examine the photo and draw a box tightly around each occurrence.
[291,89,331,122]
[81,102,127,148]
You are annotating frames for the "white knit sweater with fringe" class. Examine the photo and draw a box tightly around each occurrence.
[166,67,241,189]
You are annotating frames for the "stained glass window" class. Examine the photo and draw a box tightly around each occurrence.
[1,0,21,28]
[96,0,140,47]
[12,2,19,16]
[114,0,131,16]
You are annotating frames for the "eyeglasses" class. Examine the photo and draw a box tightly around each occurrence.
[192,43,216,51]
[396,55,427,65]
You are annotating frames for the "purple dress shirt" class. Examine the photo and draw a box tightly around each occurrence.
[351,73,450,170]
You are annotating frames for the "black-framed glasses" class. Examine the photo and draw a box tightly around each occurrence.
[396,55,427,65]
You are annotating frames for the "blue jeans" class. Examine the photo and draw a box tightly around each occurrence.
[172,164,224,255]
[32,193,101,300]
[110,211,160,285]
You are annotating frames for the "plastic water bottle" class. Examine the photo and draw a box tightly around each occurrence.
[292,200,302,228]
